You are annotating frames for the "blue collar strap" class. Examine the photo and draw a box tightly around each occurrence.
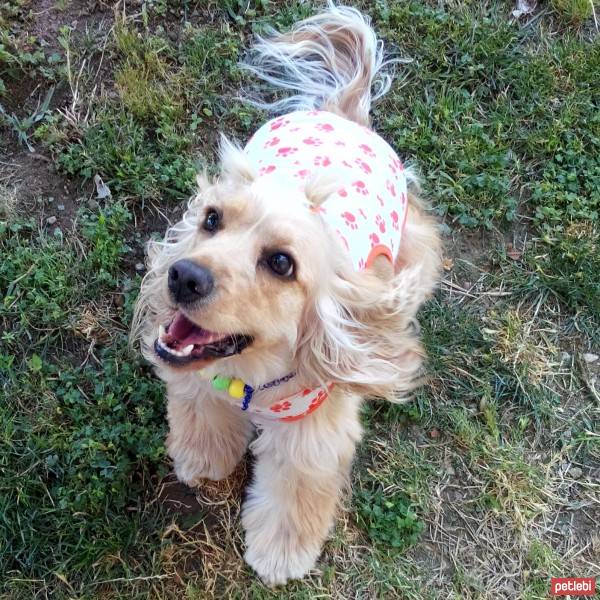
[204,371,297,410]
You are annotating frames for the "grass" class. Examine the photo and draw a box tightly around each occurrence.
[550,0,596,24]
[1,0,599,598]
[0,217,167,595]
[50,14,253,202]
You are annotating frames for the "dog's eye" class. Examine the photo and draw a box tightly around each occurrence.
[202,209,220,232]
[267,252,294,278]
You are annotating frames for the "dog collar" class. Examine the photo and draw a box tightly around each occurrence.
[198,370,332,422]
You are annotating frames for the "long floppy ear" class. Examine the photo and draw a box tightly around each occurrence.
[294,260,433,401]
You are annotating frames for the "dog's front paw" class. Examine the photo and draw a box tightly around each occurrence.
[172,454,233,485]
[242,501,321,586]
[168,435,241,484]
[244,535,320,586]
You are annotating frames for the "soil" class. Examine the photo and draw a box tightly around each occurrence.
[3,148,85,222]
[30,0,111,53]
[157,460,250,531]
[158,474,207,523]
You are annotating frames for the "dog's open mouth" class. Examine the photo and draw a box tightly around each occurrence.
[154,311,252,366]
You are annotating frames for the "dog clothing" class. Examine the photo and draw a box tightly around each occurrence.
[202,371,331,423]
[246,383,333,423]
[244,110,409,270]
[234,110,408,422]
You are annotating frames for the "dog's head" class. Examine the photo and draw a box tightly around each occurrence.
[133,140,428,398]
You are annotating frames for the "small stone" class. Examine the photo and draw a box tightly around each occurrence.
[583,353,599,364]
[504,581,516,596]
[506,243,522,261]
[87,199,99,210]
[94,174,112,199]
[560,351,571,364]
[570,467,583,480]
[135,263,145,272]
[429,428,440,439]
[48,196,54,203]
[46,216,57,225]
[57,204,65,211]
[443,461,455,476]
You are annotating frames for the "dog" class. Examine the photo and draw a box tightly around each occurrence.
[132,4,441,586]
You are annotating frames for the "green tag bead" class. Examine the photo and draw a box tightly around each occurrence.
[212,375,231,391]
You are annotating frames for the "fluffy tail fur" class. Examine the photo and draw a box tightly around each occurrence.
[242,4,397,126]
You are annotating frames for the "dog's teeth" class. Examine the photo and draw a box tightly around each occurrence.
[157,338,180,356]
[156,336,196,360]
[159,324,166,339]
[168,345,193,357]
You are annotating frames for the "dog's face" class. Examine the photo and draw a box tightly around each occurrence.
[140,159,342,377]
[134,143,425,395]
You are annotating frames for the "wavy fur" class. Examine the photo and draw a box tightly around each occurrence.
[131,4,441,586]
[241,3,405,126]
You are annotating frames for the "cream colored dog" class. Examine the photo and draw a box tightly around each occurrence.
[133,4,440,585]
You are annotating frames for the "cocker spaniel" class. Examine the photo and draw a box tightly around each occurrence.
[133,4,440,585]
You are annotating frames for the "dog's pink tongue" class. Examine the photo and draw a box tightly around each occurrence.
[166,312,218,346]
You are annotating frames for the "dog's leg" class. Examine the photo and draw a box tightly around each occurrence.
[242,391,362,585]
[166,384,253,484]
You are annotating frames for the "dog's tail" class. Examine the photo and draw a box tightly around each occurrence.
[242,4,397,126]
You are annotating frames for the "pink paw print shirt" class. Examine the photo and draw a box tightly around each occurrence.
[244,110,408,270]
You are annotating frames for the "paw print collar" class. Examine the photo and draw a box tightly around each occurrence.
[198,369,332,422]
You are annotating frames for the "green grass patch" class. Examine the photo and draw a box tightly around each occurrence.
[0,214,169,596]
[421,296,561,420]
[353,435,434,553]
[550,0,595,24]
[373,1,599,319]
[355,488,424,550]
[1,0,599,596]
[49,17,252,202]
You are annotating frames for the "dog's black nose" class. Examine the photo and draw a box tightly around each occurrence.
[168,259,214,304]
